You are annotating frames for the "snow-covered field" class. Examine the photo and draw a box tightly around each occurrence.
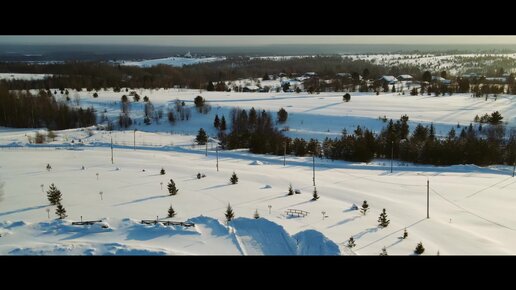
[0,73,52,80]
[46,88,516,141]
[120,56,226,67]
[1,88,516,255]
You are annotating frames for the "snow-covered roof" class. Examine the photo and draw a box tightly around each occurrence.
[397,74,413,80]
[379,75,397,82]
[244,85,260,90]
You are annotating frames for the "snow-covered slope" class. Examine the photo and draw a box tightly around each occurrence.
[1,145,515,255]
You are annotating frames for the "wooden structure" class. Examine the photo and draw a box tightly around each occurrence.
[285,209,309,217]
[72,220,103,226]
[141,220,195,227]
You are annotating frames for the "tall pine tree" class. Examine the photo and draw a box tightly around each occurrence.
[214,114,220,129]
[220,116,227,131]
[288,183,294,195]
[167,179,179,195]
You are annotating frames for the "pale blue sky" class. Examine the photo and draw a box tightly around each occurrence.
[1,36,516,46]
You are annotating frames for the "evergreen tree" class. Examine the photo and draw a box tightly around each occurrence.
[489,111,503,125]
[214,114,220,129]
[207,81,215,91]
[46,183,62,205]
[167,205,176,218]
[196,128,208,145]
[55,202,67,219]
[288,183,294,195]
[422,71,432,83]
[343,93,351,102]
[360,200,369,215]
[197,173,202,179]
[93,92,98,98]
[194,96,205,108]
[220,116,227,131]
[160,168,165,175]
[378,208,390,227]
[380,247,388,256]
[225,203,235,222]
[167,111,176,124]
[403,228,408,239]
[46,163,52,171]
[391,84,396,93]
[312,187,320,200]
[414,242,425,254]
[167,179,179,195]
[277,108,288,123]
[253,209,260,219]
[347,236,356,248]
[230,172,238,184]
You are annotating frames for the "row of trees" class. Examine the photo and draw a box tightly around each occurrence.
[0,86,96,130]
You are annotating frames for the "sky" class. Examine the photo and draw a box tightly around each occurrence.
[1,36,516,46]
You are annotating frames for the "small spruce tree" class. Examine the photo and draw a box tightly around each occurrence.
[253,209,260,219]
[225,203,235,222]
[347,236,356,248]
[230,172,238,184]
[288,183,294,195]
[160,168,166,175]
[197,173,202,179]
[167,205,176,218]
[403,228,408,239]
[380,247,388,256]
[46,183,62,205]
[414,242,425,255]
[360,200,369,215]
[167,179,179,195]
[195,128,208,145]
[312,187,319,200]
[378,208,390,227]
[55,202,67,219]
[46,163,52,171]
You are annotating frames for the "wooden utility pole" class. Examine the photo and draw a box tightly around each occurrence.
[313,154,316,186]
[427,179,430,219]
[283,142,286,166]
[513,160,515,177]
[391,141,394,173]
[111,137,114,164]
[205,142,208,157]
[216,146,219,172]
[133,129,136,151]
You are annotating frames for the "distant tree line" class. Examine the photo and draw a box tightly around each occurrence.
[220,109,515,166]
[0,85,96,130]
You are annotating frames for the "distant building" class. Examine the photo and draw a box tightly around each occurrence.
[242,85,260,92]
[336,72,351,78]
[378,75,398,84]
[397,74,413,81]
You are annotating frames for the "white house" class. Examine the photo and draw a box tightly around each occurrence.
[379,75,398,84]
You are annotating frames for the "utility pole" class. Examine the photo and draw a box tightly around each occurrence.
[513,159,515,177]
[283,142,286,166]
[390,141,394,173]
[216,146,219,172]
[427,179,430,219]
[313,154,316,186]
[133,129,136,151]
[111,137,114,164]
[205,142,208,157]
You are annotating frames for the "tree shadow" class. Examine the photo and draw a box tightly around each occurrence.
[114,195,168,207]
[0,205,48,217]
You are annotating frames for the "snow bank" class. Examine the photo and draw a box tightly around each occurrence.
[249,160,264,165]
[293,230,340,255]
